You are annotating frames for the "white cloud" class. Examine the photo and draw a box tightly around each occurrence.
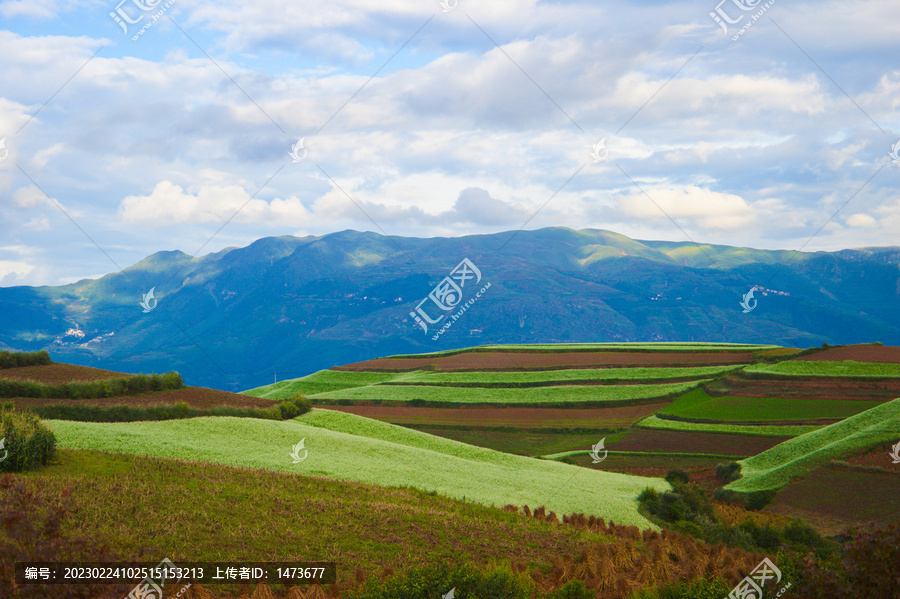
[618,186,756,230]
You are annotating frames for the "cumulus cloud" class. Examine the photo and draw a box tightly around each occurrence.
[618,186,756,230]
[118,181,313,226]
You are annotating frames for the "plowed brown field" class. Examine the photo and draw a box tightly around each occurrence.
[0,363,132,383]
[766,466,900,535]
[606,428,791,456]
[711,376,900,401]
[336,351,753,372]
[9,386,273,410]
[317,402,667,429]
[793,344,900,363]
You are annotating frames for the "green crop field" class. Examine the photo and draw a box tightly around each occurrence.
[635,415,823,437]
[46,410,667,528]
[309,380,708,404]
[244,370,409,399]
[388,366,742,386]
[745,360,900,378]
[659,389,879,422]
[388,342,778,358]
[725,397,900,493]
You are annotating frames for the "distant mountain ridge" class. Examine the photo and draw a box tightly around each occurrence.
[1,227,898,391]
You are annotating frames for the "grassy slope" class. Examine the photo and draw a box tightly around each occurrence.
[725,397,900,493]
[46,410,668,528]
[745,360,900,377]
[659,389,879,422]
[636,415,822,437]
[308,380,708,404]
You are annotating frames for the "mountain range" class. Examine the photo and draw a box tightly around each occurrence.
[2,227,899,391]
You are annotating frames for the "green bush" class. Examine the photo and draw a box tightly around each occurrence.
[715,461,741,484]
[551,580,594,599]
[745,489,778,511]
[278,393,312,420]
[343,561,532,599]
[632,576,731,599]
[26,403,281,423]
[0,350,51,369]
[0,405,56,473]
[0,372,183,399]
[664,469,690,485]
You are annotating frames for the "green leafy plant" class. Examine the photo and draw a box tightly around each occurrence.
[0,405,56,473]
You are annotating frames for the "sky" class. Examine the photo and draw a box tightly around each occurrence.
[1,0,899,287]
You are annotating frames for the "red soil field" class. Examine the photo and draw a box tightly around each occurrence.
[317,402,667,428]
[336,351,754,372]
[793,344,900,363]
[766,466,900,535]
[607,428,791,457]
[9,386,273,410]
[0,363,132,383]
[839,443,900,469]
[711,376,900,401]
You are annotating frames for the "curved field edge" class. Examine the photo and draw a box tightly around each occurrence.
[725,397,900,493]
[45,411,668,528]
[306,380,709,404]
[386,343,781,358]
[243,367,738,399]
[635,415,822,437]
[744,360,900,378]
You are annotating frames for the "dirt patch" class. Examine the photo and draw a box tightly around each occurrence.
[0,363,132,383]
[712,375,900,401]
[793,345,900,363]
[608,428,791,456]
[316,402,667,428]
[9,386,274,410]
[336,351,754,372]
[766,466,900,536]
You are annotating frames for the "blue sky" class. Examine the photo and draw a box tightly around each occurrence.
[1,0,899,286]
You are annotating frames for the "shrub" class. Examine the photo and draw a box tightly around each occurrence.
[0,372,183,400]
[0,350,51,369]
[745,489,778,511]
[0,406,56,473]
[278,393,312,420]
[343,561,532,599]
[716,461,742,484]
[551,580,594,599]
[664,469,690,485]
[632,576,731,599]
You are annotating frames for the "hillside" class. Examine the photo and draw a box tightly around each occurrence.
[1,228,900,391]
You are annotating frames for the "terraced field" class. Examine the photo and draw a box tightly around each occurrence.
[745,360,900,378]
[658,388,877,423]
[309,380,710,405]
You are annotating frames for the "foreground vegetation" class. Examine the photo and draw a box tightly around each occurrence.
[0,403,56,473]
[5,451,897,599]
